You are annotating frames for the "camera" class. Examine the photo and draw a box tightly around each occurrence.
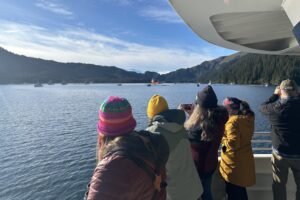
[182,104,193,111]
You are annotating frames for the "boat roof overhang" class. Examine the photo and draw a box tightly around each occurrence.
[169,0,300,55]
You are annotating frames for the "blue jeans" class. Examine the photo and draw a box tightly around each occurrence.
[200,174,213,200]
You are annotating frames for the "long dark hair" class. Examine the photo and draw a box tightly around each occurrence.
[185,105,227,141]
[224,97,255,117]
[239,100,255,116]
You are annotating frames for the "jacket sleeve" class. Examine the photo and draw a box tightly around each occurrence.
[222,118,240,151]
[260,94,280,115]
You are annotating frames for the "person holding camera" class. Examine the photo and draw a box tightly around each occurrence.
[260,79,300,200]
[183,85,228,200]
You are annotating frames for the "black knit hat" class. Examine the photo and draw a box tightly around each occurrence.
[195,85,218,108]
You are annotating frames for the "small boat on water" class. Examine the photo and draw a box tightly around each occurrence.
[264,83,269,87]
[208,81,212,85]
[34,83,43,87]
[117,83,122,86]
[151,78,160,85]
[146,84,151,87]
[47,81,54,85]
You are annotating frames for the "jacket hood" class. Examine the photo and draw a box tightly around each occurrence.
[149,109,186,133]
[152,109,186,125]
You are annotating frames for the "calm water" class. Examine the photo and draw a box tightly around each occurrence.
[0,84,274,200]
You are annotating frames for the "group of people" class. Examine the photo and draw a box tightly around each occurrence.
[85,79,300,200]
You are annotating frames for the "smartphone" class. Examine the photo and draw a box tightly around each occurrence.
[182,104,193,111]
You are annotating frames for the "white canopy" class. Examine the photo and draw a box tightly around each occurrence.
[169,0,300,55]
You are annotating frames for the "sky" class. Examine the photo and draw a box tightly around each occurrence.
[0,0,235,73]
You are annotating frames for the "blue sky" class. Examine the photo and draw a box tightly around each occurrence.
[0,0,235,73]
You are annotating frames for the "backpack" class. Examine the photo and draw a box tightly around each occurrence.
[84,130,169,200]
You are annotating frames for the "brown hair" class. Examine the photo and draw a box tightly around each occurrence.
[97,134,117,163]
[185,105,226,141]
[239,100,255,116]
[227,100,255,117]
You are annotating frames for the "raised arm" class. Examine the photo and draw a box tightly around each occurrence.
[260,86,281,115]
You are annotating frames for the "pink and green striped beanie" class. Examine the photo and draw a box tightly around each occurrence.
[97,96,136,136]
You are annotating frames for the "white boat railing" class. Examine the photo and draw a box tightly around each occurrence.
[252,131,272,153]
[218,131,272,154]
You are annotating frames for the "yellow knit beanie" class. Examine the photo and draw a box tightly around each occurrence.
[147,95,169,119]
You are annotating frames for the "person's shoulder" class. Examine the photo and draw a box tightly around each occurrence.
[96,155,143,175]
[228,115,239,122]
[288,95,300,104]
[236,114,254,123]
[215,106,229,118]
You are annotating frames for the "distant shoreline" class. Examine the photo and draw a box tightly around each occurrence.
[0,82,275,86]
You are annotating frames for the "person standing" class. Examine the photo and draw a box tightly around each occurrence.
[146,94,202,200]
[261,79,300,200]
[183,85,228,200]
[86,96,168,200]
[220,97,256,200]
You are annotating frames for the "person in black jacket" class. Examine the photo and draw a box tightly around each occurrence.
[260,79,300,200]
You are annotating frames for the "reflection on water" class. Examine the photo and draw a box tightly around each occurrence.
[0,84,274,200]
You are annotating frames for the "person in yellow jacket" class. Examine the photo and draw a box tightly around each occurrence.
[220,97,256,200]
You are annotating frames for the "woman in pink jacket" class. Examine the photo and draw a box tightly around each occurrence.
[86,96,168,200]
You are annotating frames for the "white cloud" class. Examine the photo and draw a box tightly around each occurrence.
[35,0,73,16]
[0,20,216,73]
[139,6,183,24]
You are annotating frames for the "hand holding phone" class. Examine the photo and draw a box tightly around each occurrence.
[182,104,193,111]
[178,104,194,116]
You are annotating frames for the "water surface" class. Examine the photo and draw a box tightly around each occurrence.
[0,83,274,200]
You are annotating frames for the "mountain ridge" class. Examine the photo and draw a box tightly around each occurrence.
[1,47,300,84]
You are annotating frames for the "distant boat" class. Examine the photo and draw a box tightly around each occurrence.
[230,82,235,85]
[34,83,43,87]
[48,80,54,85]
[208,81,212,85]
[151,78,160,85]
[264,83,269,87]
[197,83,200,87]
[147,84,151,87]
[117,83,122,86]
